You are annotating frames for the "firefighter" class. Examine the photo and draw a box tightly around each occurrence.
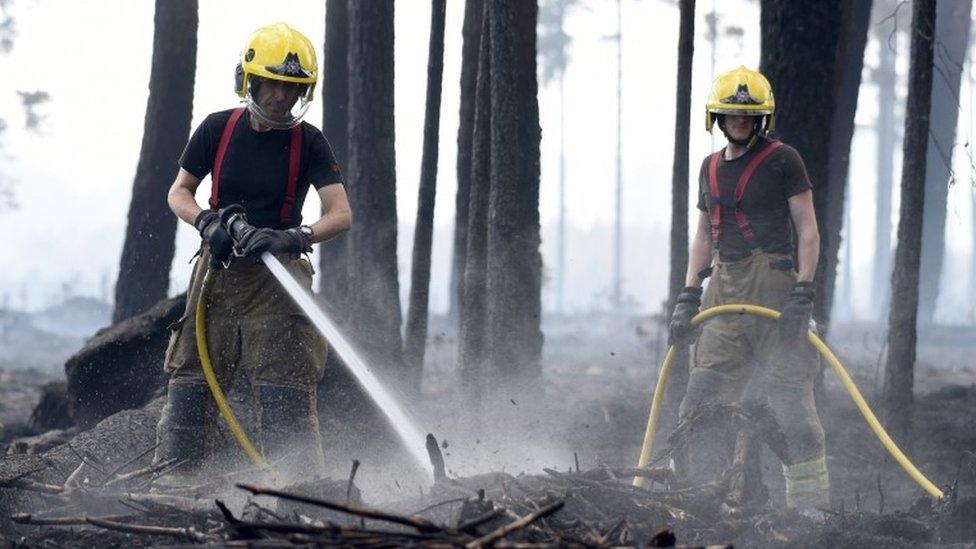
[154,22,351,485]
[668,66,828,510]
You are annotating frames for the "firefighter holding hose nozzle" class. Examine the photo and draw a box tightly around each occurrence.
[154,23,351,488]
[668,66,828,511]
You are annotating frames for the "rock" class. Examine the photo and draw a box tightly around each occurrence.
[6,428,78,456]
[28,381,72,432]
[65,294,184,427]
[21,397,164,489]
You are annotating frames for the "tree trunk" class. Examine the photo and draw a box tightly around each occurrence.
[458,4,492,404]
[883,0,936,441]
[113,0,197,323]
[667,0,695,315]
[612,0,623,310]
[872,2,899,320]
[759,0,843,326]
[404,0,447,384]
[972,190,976,312]
[663,0,695,438]
[450,0,484,324]
[485,0,543,392]
[918,0,972,324]
[821,0,872,329]
[319,0,351,310]
[346,0,403,375]
[557,73,566,314]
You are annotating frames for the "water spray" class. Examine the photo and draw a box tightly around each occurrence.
[218,205,433,478]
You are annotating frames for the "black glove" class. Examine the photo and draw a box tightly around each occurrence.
[194,210,233,267]
[238,227,311,257]
[668,286,703,346]
[779,281,815,342]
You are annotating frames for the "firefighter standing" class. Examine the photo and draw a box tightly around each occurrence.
[154,23,352,485]
[669,66,829,510]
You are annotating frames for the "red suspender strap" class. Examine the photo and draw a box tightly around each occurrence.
[733,140,783,242]
[278,124,303,226]
[707,151,723,241]
[209,107,246,211]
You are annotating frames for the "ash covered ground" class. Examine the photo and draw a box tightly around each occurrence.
[1,312,975,547]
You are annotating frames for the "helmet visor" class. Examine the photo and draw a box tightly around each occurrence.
[245,76,311,130]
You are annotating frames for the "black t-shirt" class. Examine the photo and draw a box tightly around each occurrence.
[180,109,344,229]
[696,136,812,259]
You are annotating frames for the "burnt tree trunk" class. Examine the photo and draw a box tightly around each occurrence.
[883,0,936,441]
[450,0,484,324]
[667,0,695,314]
[485,0,543,392]
[663,0,695,436]
[346,0,403,375]
[458,5,492,405]
[319,0,351,309]
[821,0,872,328]
[759,0,843,326]
[404,0,447,384]
[113,0,197,323]
[918,0,972,324]
[871,0,900,319]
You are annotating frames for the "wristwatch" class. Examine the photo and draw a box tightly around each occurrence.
[298,225,314,244]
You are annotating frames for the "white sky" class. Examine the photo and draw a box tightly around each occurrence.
[0,0,974,322]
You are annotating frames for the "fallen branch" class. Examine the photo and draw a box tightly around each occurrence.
[465,501,565,548]
[1,478,66,495]
[10,513,133,526]
[102,458,179,488]
[237,483,446,533]
[457,508,506,534]
[86,517,206,542]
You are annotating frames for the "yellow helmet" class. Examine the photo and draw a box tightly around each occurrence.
[235,23,318,129]
[705,66,775,134]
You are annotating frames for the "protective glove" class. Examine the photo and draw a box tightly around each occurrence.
[668,286,703,346]
[778,281,815,343]
[194,210,233,267]
[239,227,311,257]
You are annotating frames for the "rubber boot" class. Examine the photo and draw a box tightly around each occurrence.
[152,381,214,490]
[673,369,738,487]
[256,385,326,483]
[783,455,830,515]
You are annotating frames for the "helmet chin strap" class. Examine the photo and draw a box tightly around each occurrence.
[717,115,766,149]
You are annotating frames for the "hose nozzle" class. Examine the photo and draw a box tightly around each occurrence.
[218,204,256,258]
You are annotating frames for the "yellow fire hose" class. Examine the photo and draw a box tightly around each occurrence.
[633,304,944,500]
[194,269,273,474]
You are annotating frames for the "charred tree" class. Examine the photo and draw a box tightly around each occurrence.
[871,0,901,319]
[346,0,403,375]
[319,0,351,309]
[404,0,447,383]
[759,0,843,327]
[663,0,695,435]
[538,0,579,313]
[667,0,695,316]
[485,0,543,391]
[458,5,492,404]
[612,0,623,310]
[821,0,873,327]
[883,0,936,441]
[450,0,484,323]
[918,0,972,324]
[113,0,197,323]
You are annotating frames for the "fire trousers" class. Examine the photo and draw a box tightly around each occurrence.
[676,250,829,508]
[155,247,328,481]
